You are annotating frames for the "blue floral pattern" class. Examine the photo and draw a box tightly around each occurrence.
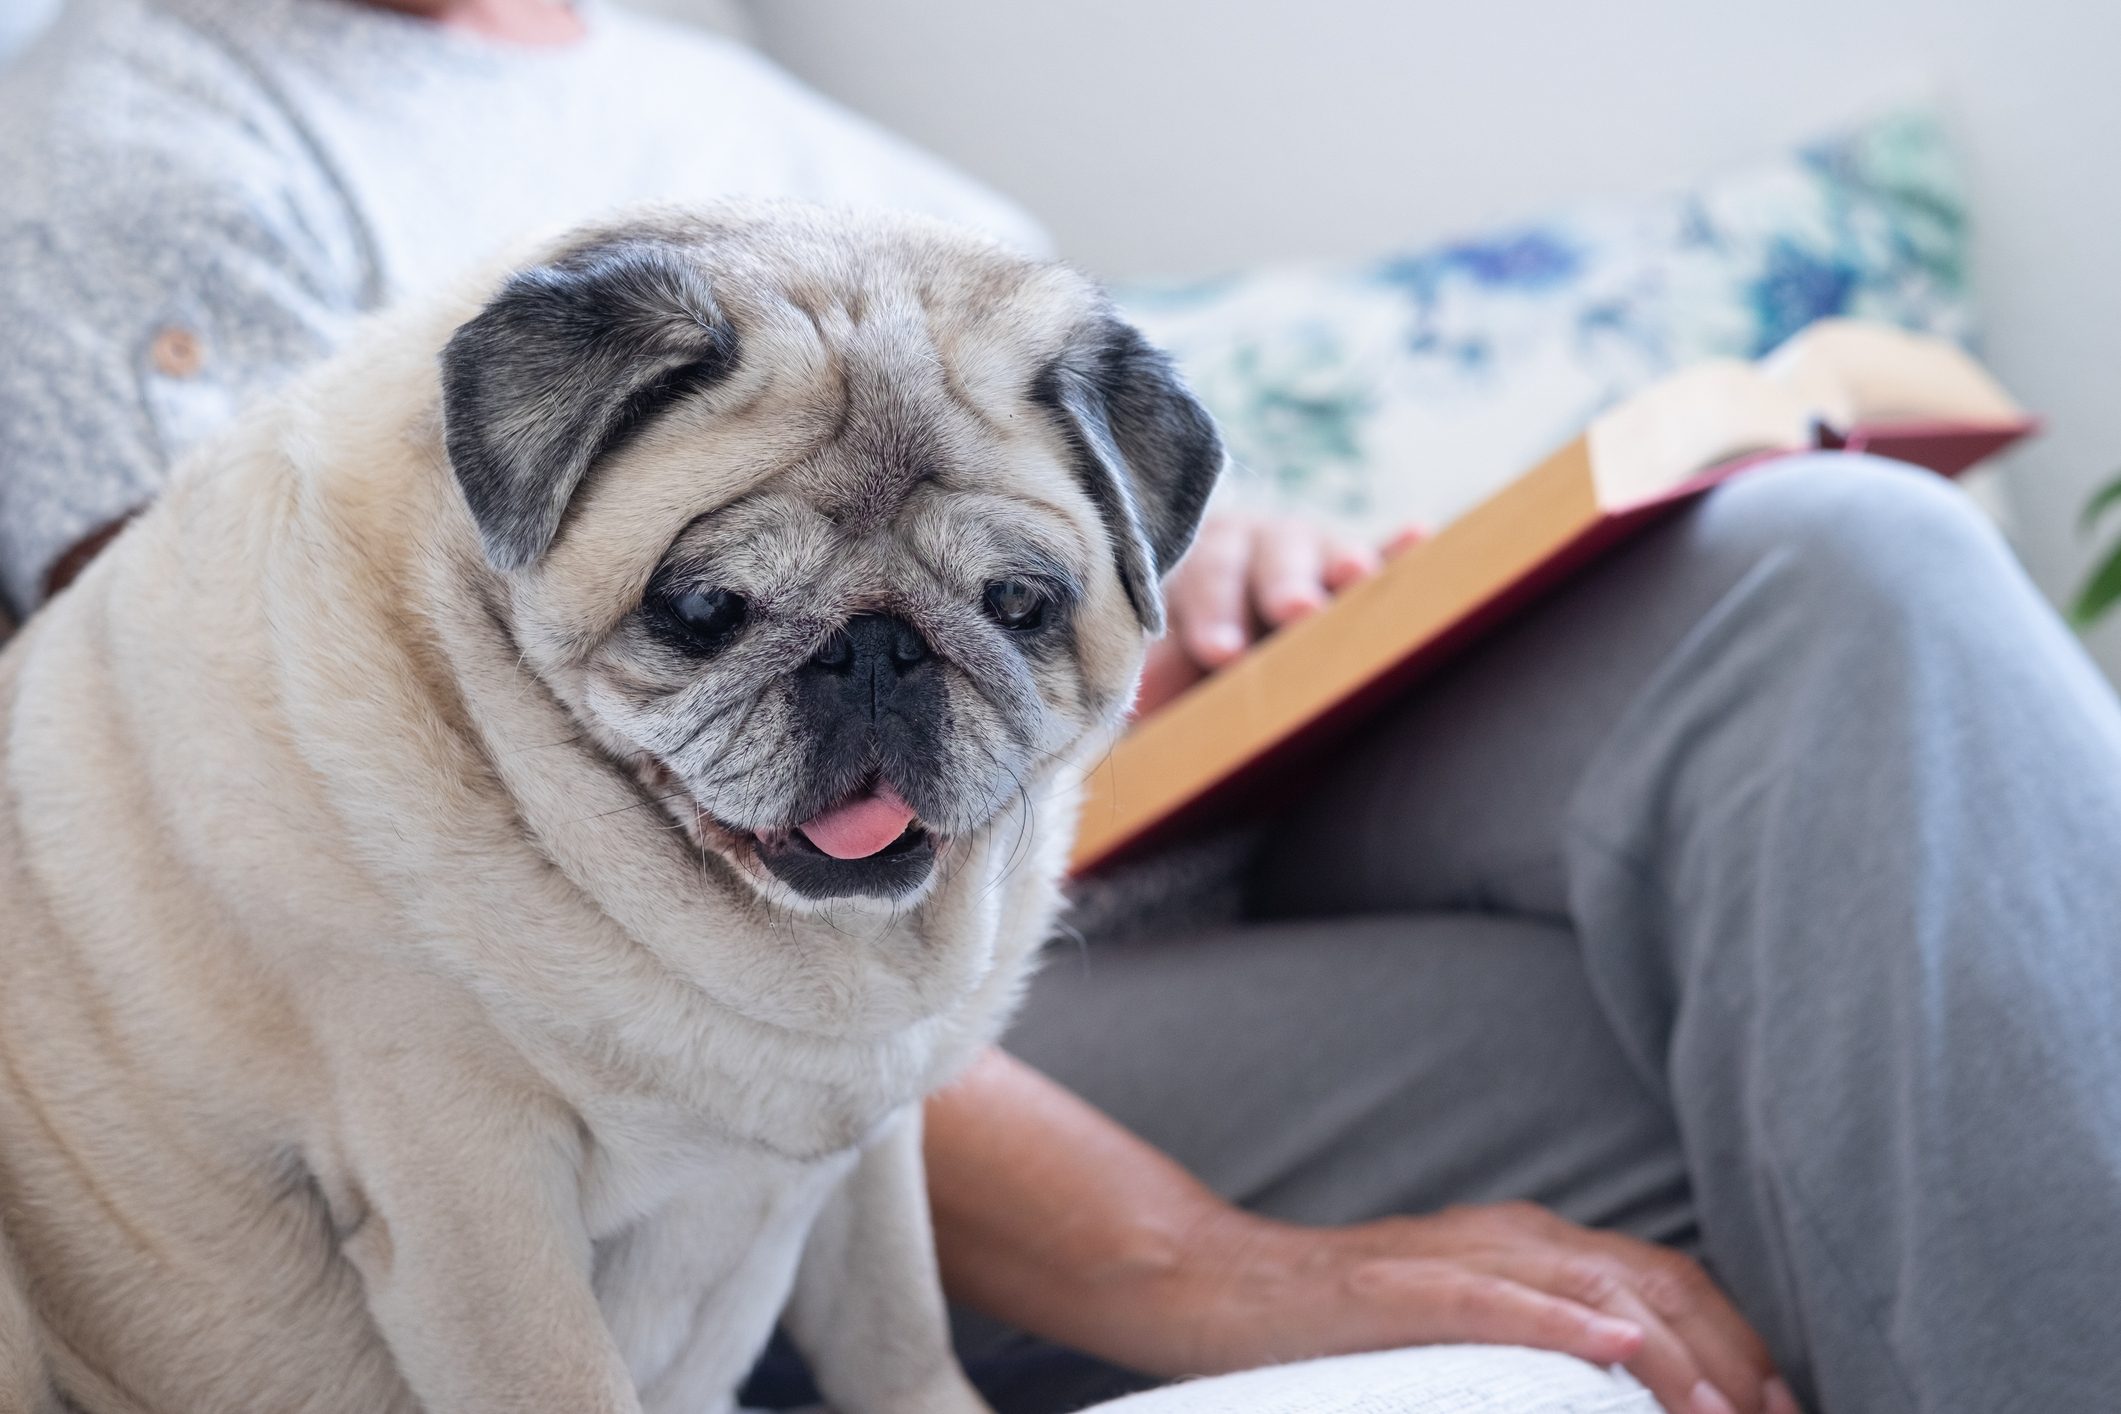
[1118,108,1972,532]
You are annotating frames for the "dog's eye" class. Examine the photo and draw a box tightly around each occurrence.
[983,579,1047,632]
[653,586,748,655]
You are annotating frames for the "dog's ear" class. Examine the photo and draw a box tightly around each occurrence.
[1032,317,1224,634]
[439,240,739,572]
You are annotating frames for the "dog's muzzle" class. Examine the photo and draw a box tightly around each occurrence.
[749,613,947,900]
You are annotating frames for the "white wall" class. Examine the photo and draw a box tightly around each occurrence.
[742,0,2121,673]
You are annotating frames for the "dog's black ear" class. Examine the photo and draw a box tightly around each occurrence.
[1032,317,1224,633]
[439,240,739,571]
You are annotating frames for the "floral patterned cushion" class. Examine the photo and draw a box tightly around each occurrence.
[1117,107,1971,533]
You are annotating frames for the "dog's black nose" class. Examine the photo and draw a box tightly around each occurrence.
[795,613,945,803]
[803,615,936,725]
[811,614,930,675]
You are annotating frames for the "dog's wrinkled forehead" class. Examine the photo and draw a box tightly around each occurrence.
[731,275,1036,530]
[438,202,1224,630]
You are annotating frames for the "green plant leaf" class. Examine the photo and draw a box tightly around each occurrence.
[2081,474,2121,535]
[2071,541,2121,628]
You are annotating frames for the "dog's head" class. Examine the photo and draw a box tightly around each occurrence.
[436,205,1220,908]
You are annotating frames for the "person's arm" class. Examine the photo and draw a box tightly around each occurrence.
[928,1050,1794,1414]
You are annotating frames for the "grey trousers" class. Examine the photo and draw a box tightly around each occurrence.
[1003,455,2121,1414]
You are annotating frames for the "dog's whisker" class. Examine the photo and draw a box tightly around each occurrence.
[504,733,589,755]
[561,789,697,827]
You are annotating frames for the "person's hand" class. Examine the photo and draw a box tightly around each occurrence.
[1135,513,1423,716]
[1120,1201,1797,1414]
[928,1052,1791,1414]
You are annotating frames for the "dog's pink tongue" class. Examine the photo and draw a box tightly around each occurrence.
[797,786,916,860]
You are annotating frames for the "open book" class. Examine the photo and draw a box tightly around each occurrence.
[1070,320,2037,874]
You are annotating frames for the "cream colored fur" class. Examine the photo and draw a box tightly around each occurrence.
[0,204,1168,1414]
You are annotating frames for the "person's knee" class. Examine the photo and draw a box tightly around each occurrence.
[1699,454,2020,630]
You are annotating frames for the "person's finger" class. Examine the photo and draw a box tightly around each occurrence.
[1320,533,1382,592]
[1606,1286,1723,1414]
[1611,1247,1774,1414]
[1168,519,1252,667]
[1578,1280,1722,1407]
[1532,1256,1717,1414]
[1249,522,1328,626]
[1131,634,1207,719]
[1354,1261,1645,1368]
[1474,1207,1770,1414]
[1382,524,1429,560]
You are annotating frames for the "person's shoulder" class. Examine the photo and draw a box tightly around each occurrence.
[0,0,367,308]
[0,0,337,234]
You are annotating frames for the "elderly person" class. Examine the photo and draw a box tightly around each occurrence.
[5,4,2121,1414]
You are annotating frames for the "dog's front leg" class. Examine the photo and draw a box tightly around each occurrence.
[783,1104,992,1414]
[334,1089,641,1414]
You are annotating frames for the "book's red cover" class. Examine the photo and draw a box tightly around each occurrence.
[1073,417,2039,875]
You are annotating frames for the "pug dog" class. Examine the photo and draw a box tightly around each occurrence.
[0,201,1220,1414]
